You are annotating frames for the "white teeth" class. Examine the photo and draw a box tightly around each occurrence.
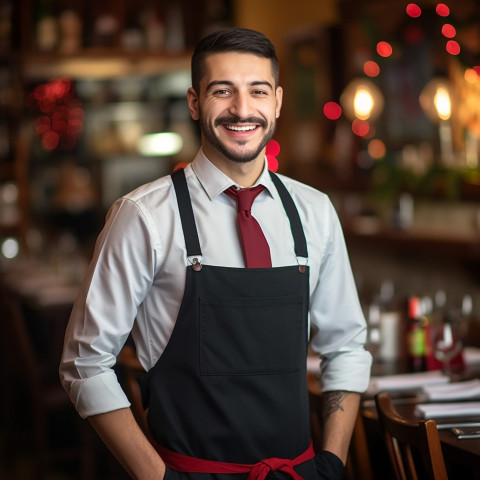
[225,125,257,132]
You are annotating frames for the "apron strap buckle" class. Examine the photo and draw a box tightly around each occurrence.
[191,257,203,272]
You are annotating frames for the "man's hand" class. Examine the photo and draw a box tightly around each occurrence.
[314,450,344,480]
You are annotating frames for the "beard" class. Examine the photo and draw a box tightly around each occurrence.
[199,115,276,164]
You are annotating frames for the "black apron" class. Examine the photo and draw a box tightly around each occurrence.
[139,168,316,479]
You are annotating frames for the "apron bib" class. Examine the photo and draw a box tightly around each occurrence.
[139,169,315,479]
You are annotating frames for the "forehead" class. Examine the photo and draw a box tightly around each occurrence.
[201,52,275,87]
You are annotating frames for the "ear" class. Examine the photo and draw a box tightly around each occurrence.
[187,87,200,120]
[275,86,283,118]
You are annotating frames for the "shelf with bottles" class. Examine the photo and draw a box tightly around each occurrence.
[344,224,480,261]
[20,49,193,81]
[15,0,231,62]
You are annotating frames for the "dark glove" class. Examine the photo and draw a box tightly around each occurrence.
[314,450,345,480]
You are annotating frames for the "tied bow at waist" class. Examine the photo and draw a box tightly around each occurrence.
[152,441,315,480]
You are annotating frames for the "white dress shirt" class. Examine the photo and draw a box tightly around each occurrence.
[59,149,372,418]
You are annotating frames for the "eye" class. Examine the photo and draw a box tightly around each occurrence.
[252,89,269,97]
[213,88,231,96]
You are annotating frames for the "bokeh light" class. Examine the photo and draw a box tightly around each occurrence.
[42,131,60,151]
[28,77,85,152]
[404,25,424,44]
[441,24,456,38]
[1,237,19,259]
[406,3,422,18]
[464,68,479,84]
[376,41,393,58]
[446,40,460,55]
[323,102,342,120]
[352,119,370,137]
[436,3,450,17]
[368,139,387,159]
[364,61,380,77]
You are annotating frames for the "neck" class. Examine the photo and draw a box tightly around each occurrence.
[203,149,266,187]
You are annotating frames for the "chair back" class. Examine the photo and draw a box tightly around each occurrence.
[374,391,448,480]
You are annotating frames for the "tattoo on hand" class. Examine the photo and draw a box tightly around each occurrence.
[321,391,351,423]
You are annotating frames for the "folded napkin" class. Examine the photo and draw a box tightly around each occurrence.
[423,379,480,401]
[367,370,449,394]
[415,401,480,419]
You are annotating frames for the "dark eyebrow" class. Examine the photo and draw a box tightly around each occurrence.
[205,80,274,92]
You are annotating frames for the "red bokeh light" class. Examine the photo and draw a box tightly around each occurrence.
[376,41,393,58]
[323,102,342,120]
[446,40,460,55]
[473,66,480,76]
[267,155,279,173]
[266,139,280,156]
[352,120,370,137]
[173,162,189,172]
[42,131,60,151]
[34,116,50,135]
[436,3,450,17]
[406,3,422,18]
[29,78,84,152]
[441,24,456,38]
[364,61,380,77]
[404,25,424,44]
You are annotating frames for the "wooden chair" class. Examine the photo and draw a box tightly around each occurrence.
[374,391,448,480]
[0,285,95,479]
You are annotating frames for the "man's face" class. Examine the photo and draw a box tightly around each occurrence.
[187,52,282,166]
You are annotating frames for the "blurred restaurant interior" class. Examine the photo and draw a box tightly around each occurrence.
[1,0,480,478]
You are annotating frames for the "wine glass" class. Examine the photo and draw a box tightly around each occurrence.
[431,318,463,375]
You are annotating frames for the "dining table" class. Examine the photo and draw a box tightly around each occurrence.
[361,359,480,480]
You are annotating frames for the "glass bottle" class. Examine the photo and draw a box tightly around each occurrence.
[407,296,427,372]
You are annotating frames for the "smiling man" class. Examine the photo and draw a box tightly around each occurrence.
[60,28,372,480]
[189,50,281,182]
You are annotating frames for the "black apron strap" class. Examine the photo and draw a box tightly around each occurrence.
[269,171,309,259]
[171,167,308,260]
[171,168,202,257]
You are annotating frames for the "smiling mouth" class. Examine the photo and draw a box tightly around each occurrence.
[224,124,258,132]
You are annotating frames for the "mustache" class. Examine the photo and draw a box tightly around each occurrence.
[214,116,267,128]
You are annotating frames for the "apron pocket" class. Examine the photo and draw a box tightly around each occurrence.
[199,295,304,375]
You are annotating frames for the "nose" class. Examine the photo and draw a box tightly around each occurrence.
[228,90,252,119]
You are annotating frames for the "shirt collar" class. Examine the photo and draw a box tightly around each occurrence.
[190,149,276,200]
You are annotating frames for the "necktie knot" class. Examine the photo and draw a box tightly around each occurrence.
[225,185,265,213]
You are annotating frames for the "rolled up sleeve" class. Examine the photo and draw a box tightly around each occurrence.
[59,198,156,418]
[309,201,372,393]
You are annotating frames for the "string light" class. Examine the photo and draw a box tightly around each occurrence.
[325,0,477,141]
[436,3,450,17]
[446,40,460,55]
[406,3,422,18]
[441,24,456,39]
[376,41,393,58]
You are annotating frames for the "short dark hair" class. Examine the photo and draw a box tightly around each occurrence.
[191,27,279,93]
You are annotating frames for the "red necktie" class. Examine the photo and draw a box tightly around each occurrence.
[225,185,272,268]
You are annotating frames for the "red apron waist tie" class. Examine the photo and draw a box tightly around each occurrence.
[151,440,315,480]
